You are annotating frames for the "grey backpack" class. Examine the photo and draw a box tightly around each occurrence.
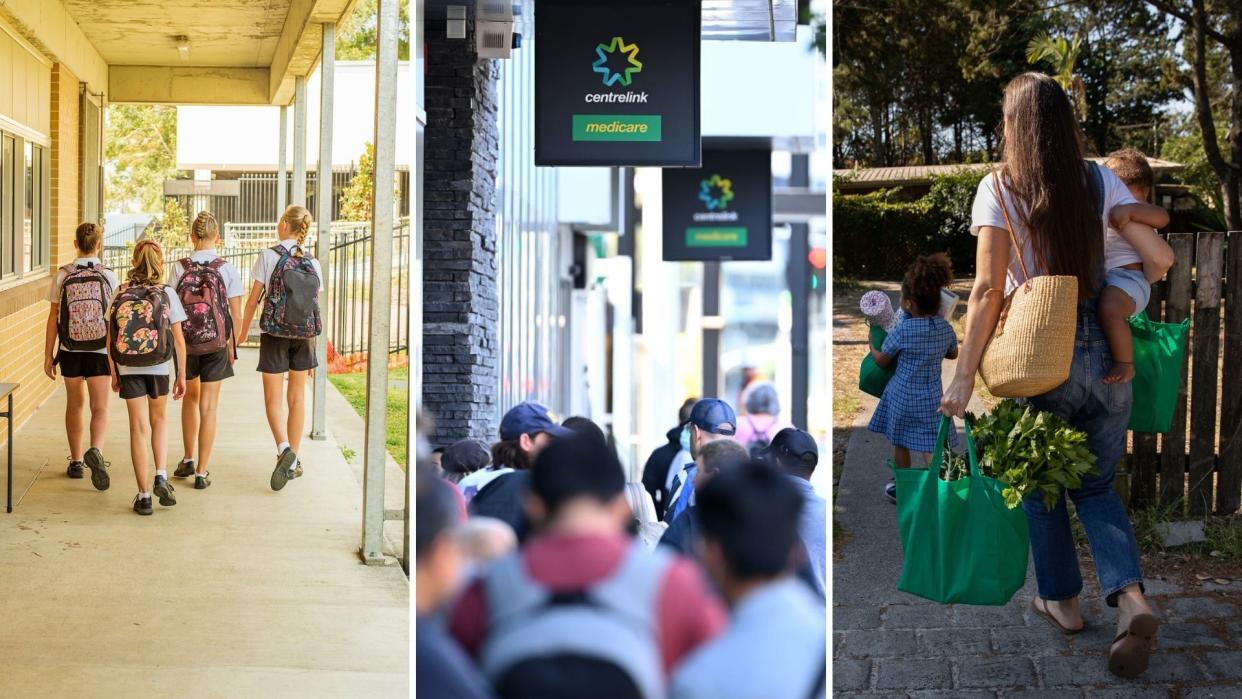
[480,544,674,699]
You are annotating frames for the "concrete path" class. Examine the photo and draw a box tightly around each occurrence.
[833,358,1242,698]
[0,349,408,698]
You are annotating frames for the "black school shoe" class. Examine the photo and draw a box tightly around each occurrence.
[84,448,110,491]
[153,476,177,506]
[67,459,85,479]
[133,495,153,516]
[194,472,211,490]
[174,459,195,478]
[270,448,298,491]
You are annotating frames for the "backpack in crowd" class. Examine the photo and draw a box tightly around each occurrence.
[744,415,774,459]
[479,544,672,699]
[260,245,321,339]
[176,257,232,355]
[108,284,174,367]
[57,262,112,352]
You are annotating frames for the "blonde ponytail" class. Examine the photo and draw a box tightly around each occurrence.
[280,205,313,258]
[191,211,219,242]
[128,239,166,286]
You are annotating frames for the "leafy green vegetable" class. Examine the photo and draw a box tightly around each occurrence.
[955,399,1099,510]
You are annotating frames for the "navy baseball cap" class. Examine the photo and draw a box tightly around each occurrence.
[768,427,819,468]
[688,398,737,436]
[499,402,575,441]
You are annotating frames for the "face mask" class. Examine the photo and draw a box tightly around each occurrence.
[679,425,692,452]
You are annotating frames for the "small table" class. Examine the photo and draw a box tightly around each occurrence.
[0,383,16,513]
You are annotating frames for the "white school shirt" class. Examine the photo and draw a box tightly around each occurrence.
[169,250,247,299]
[114,286,187,377]
[47,257,121,356]
[249,239,324,292]
[970,166,1139,294]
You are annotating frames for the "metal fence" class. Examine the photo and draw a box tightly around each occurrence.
[102,219,409,357]
[1128,231,1242,516]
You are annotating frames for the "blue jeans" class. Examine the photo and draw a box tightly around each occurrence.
[1025,302,1144,607]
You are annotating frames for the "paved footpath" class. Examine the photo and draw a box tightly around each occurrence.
[833,359,1242,698]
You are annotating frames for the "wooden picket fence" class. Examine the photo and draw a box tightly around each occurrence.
[1128,231,1242,516]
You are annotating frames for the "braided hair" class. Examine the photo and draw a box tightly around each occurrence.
[280,205,313,258]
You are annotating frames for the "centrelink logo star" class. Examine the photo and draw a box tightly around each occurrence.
[593,36,643,87]
[699,174,735,211]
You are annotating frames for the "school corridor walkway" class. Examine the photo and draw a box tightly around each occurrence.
[0,350,408,698]
[833,357,1242,698]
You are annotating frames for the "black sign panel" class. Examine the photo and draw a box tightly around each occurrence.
[534,0,701,167]
[662,147,772,262]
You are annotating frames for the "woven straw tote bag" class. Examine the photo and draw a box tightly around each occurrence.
[977,170,1078,397]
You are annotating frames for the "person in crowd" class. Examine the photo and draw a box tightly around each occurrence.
[670,462,826,699]
[732,382,787,458]
[767,427,825,599]
[171,211,245,490]
[659,439,750,557]
[108,240,188,515]
[44,222,119,491]
[941,73,1168,677]
[415,467,496,699]
[468,402,572,540]
[457,516,518,569]
[562,415,607,445]
[239,204,324,492]
[442,439,492,487]
[431,446,446,475]
[665,399,738,523]
[447,436,726,698]
[868,253,959,503]
[642,398,697,520]
[624,482,667,549]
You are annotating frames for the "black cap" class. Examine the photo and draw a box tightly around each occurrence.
[768,428,819,469]
[441,439,492,476]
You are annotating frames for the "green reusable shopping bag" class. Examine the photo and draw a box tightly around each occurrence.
[1127,312,1189,434]
[895,416,1030,606]
[859,324,895,398]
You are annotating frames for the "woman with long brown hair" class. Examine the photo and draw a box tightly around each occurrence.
[940,73,1174,677]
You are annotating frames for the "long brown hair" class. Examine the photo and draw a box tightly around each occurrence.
[999,72,1101,298]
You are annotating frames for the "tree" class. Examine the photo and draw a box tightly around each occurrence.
[1027,33,1088,120]
[340,143,375,222]
[104,105,180,213]
[336,0,410,60]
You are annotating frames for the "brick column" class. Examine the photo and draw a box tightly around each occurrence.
[422,18,501,446]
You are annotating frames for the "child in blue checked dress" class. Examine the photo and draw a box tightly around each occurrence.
[868,253,959,503]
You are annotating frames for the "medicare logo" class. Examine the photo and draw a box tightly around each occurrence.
[593,36,643,87]
[698,174,734,211]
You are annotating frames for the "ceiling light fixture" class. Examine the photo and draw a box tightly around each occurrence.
[175,35,190,61]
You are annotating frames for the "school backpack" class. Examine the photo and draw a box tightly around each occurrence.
[176,257,232,355]
[479,544,672,699]
[57,262,113,352]
[108,284,174,367]
[744,415,776,459]
[259,245,321,339]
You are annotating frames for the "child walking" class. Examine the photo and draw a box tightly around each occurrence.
[239,205,324,491]
[108,240,188,515]
[868,253,959,503]
[44,222,119,490]
[171,212,245,490]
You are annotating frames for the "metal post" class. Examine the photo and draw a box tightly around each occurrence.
[361,0,398,565]
[311,23,335,441]
[292,76,308,206]
[788,154,810,428]
[407,0,427,576]
[277,105,288,216]
[702,262,721,398]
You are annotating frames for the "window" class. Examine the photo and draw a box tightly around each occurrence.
[0,129,48,280]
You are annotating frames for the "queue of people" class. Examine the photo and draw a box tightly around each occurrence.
[417,395,826,698]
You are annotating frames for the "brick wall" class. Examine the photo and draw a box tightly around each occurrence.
[0,62,81,446]
[421,18,501,446]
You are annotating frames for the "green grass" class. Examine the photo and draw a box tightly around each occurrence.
[329,366,408,468]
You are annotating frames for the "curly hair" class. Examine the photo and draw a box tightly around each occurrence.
[901,253,953,316]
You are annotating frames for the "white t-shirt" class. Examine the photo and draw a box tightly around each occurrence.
[48,257,121,356]
[970,166,1139,294]
[458,467,514,504]
[249,239,324,292]
[114,286,187,377]
[169,250,247,299]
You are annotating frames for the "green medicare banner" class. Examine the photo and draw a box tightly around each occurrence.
[535,0,701,166]
[663,145,773,261]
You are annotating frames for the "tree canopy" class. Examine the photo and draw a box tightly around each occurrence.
[336,0,410,61]
[104,104,180,214]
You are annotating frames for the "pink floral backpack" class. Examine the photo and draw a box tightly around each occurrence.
[108,284,174,367]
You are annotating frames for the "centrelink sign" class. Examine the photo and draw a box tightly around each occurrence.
[535,0,701,167]
[663,145,772,261]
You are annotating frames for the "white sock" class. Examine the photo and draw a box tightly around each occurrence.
[182,457,193,465]
[277,441,291,455]
[156,469,167,479]
[139,491,151,499]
